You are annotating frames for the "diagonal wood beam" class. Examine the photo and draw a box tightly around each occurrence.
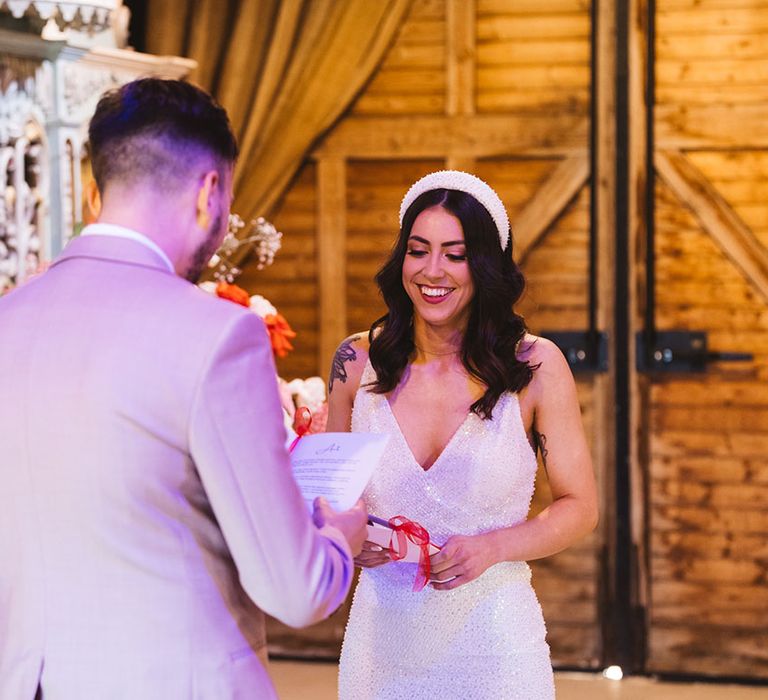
[655,149,768,303]
[514,151,590,262]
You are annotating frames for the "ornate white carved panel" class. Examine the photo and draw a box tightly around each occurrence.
[60,61,130,123]
[1,1,118,26]
[0,28,195,291]
[0,74,48,287]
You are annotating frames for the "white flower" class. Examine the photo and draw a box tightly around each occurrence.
[249,294,277,318]
[286,376,326,413]
[198,281,217,294]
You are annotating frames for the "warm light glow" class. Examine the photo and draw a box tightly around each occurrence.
[602,665,624,680]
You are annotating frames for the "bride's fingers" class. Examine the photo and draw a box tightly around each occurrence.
[354,550,391,568]
[361,541,386,552]
[357,549,388,560]
[429,562,461,582]
[430,557,458,576]
[430,573,462,590]
[354,559,389,569]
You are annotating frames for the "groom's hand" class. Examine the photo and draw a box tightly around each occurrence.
[313,497,367,557]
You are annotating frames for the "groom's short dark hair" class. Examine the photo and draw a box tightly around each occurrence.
[88,78,238,193]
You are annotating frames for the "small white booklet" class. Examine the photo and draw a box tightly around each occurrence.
[366,515,441,563]
[290,432,389,511]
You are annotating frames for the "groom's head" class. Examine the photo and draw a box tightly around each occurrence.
[88,78,239,280]
[89,78,237,196]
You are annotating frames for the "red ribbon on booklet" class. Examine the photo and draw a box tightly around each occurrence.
[388,515,433,592]
[288,407,313,453]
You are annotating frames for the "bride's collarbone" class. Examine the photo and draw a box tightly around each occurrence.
[401,362,483,399]
[392,380,479,415]
[389,382,477,447]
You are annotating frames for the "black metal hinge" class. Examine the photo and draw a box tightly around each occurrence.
[541,330,609,373]
[636,330,752,373]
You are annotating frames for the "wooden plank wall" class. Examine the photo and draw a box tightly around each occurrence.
[247,0,768,681]
[239,164,319,380]
[257,0,602,668]
[647,0,768,678]
[346,160,443,337]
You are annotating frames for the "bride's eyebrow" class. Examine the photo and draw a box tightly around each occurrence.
[408,235,466,247]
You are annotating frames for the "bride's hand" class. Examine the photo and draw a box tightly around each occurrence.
[354,540,391,568]
[429,533,494,590]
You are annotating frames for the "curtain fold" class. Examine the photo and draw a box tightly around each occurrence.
[146,0,411,224]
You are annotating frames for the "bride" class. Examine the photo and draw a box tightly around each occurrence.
[326,171,598,699]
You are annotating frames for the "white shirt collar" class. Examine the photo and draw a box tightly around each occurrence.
[80,223,175,273]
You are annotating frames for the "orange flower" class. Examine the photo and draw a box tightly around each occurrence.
[215,281,251,307]
[263,313,297,358]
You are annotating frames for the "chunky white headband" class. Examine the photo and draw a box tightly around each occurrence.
[399,170,510,250]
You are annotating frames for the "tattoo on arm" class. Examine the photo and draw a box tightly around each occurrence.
[533,430,549,464]
[328,335,361,394]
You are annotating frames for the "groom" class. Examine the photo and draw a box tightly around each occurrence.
[0,78,366,699]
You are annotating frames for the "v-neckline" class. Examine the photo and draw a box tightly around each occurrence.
[382,396,475,473]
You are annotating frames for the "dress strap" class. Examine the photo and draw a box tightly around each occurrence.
[359,357,378,387]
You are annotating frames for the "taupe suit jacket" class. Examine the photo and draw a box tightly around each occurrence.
[0,234,353,699]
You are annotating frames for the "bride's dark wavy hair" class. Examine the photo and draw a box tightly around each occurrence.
[367,188,535,419]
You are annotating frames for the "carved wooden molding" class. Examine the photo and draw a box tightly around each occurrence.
[655,149,768,303]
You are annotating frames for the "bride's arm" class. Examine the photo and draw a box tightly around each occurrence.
[325,333,368,432]
[430,337,598,590]
[325,332,392,569]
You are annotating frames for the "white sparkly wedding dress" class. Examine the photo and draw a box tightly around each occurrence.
[338,361,555,699]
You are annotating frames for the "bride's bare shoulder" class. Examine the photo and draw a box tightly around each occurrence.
[517,333,575,388]
[517,333,557,363]
[328,331,370,397]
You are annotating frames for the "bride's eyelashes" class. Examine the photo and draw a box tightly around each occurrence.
[405,248,467,262]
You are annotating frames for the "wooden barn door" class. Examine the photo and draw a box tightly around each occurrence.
[252,0,768,680]
[631,0,768,680]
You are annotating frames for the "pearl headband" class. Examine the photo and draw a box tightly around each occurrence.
[399,170,510,250]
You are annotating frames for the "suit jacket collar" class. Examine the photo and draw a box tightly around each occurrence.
[51,234,177,276]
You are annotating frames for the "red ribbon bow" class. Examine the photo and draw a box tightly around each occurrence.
[289,407,313,453]
[388,515,432,592]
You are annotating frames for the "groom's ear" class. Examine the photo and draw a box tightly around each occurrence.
[195,170,220,230]
[85,179,101,220]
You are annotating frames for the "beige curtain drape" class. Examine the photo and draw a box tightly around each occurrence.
[146,0,411,222]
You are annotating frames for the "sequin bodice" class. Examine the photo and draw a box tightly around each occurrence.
[338,361,555,699]
[352,361,538,544]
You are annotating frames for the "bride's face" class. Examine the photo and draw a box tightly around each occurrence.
[402,205,474,330]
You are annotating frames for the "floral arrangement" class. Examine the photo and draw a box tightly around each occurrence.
[209,213,283,282]
[201,214,328,434]
[199,280,297,360]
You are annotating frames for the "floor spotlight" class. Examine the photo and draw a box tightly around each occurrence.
[602,665,624,680]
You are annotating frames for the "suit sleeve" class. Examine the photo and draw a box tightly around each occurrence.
[188,311,354,627]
